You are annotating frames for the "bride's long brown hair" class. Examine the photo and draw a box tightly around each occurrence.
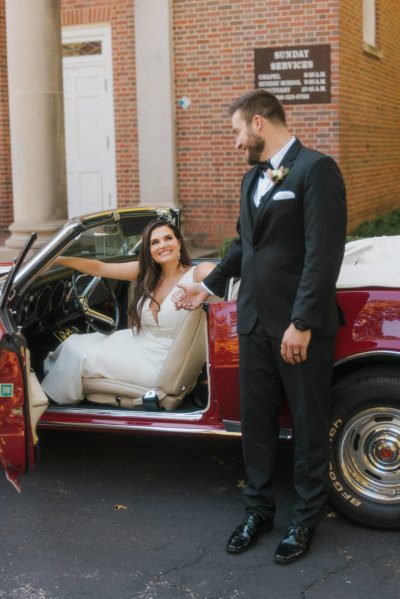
[128,219,192,331]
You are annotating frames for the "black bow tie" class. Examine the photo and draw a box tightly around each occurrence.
[257,160,273,178]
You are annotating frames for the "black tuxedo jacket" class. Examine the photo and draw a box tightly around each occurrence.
[204,139,347,337]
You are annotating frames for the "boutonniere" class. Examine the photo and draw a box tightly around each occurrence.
[267,166,289,183]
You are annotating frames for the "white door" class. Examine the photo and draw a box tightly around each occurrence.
[62,26,117,217]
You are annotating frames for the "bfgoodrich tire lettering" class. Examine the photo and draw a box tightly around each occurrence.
[329,366,400,530]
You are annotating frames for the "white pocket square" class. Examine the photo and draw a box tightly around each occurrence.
[272,190,295,201]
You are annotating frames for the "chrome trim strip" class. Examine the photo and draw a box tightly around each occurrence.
[334,350,400,367]
[40,415,292,440]
[222,420,293,440]
[44,405,206,421]
[279,427,294,441]
[38,420,239,436]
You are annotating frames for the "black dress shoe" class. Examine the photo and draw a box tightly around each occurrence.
[226,509,274,554]
[274,525,314,564]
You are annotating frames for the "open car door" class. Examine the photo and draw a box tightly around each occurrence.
[0,234,47,491]
[0,319,48,491]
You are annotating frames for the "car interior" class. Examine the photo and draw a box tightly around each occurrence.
[15,268,211,416]
[11,216,213,418]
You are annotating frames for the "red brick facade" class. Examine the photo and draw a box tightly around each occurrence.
[0,1,399,248]
[174,0,341,246]
[339,0,400,227]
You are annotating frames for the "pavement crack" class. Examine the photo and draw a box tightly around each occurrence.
[300,561,353,597]
[127,549,209,599]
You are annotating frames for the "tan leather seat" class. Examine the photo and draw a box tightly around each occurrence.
[82,307,206,411]
[27,351,49,444]
[227,277,241,300]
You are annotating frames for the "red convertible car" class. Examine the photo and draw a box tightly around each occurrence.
[0,207,399,531]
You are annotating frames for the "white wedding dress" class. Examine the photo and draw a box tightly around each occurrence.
[41,267,195,405]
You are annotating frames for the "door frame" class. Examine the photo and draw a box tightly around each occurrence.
[62,23,117,216]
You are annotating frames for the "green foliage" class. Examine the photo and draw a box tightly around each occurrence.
[350,209,400,238]
[218,209,400,257]
[219,237,236,258]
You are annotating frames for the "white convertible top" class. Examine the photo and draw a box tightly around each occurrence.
[337,235,400,289]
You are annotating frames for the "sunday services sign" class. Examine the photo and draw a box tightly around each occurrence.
[255,44,331,105]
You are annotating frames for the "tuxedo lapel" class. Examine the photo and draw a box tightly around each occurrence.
[241,167,260,229]
[280,137,302,169]
[252,138,302,243]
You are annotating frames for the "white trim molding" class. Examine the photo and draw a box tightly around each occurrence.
[134,0,177,207]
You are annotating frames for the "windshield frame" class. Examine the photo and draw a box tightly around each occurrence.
[7,207,179,299]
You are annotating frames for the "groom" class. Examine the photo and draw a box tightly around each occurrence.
[175,89,347,563]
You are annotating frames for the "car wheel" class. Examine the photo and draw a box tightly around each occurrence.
[329,366,400,530]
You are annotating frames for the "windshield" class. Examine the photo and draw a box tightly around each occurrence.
[7,209,179,297]
[62,226,142,259]
[60,212,174,260]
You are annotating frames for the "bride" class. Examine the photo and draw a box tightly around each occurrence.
[41,219,215,404]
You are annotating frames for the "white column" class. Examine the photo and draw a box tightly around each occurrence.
[4,0,67,251]
[134,0,176,206]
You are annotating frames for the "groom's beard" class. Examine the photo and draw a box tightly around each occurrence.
[245,131,265,165]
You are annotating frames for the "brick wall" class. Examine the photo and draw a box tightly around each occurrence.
[61,0,139,208]
[0,1,13,233]
[173,0,341,247]
[339,0,400,230]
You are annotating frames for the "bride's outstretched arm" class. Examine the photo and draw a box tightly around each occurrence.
[54,256,139,282]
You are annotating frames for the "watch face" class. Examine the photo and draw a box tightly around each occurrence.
[293,319,308,331]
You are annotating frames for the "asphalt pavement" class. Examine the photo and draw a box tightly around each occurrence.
[0,431,398,599]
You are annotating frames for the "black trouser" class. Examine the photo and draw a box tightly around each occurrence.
[239,321,335,529]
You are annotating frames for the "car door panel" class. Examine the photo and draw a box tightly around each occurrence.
[0,315,35,491]
[207,300,240,423]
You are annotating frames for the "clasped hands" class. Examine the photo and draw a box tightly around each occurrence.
[172,283,209,311]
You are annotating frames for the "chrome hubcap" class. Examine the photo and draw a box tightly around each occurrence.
[338,407,400,503]
[371,437,399,469]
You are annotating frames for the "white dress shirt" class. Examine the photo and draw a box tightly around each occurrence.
[253,136,296,207]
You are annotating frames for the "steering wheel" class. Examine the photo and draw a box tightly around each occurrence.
[71,272,120,334]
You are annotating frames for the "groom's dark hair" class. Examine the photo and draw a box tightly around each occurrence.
[228,89,286,126]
